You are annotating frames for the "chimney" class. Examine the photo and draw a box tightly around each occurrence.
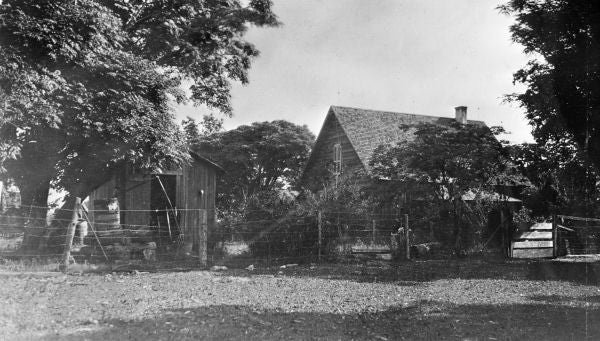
[455,106,467,124]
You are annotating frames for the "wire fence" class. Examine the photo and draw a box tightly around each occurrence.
[209,210,416,266]
[0,203,421,267]
[556,215,600,256]
[0,203,212,263]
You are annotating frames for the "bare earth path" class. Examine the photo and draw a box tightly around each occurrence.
[1,259,599,340]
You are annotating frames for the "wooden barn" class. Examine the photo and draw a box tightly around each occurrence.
[85,152,223,263]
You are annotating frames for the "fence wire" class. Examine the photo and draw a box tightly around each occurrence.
[556,215,600,256]
[1,205,414,266]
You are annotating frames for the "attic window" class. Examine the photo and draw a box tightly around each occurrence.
[333,143,342,174]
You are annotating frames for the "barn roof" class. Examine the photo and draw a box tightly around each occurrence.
[190,151,225,173]
[326,106,487,173]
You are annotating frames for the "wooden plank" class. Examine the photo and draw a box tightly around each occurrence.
[530,222,552,230]
[199,209,207,267]
[512,240,553,249]
[515,231,553,240]
[124,177,150,226]
[512,248,553,259]
[552,214,557,257]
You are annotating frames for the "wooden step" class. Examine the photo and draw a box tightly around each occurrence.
[529,222,552,231]
[512,240,553,249]
[515,231,552,240]
[512,248,553,259]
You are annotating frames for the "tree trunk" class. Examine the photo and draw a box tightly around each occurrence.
[452,199,463,256]
[18,180,51,251]
[42,176,110,251]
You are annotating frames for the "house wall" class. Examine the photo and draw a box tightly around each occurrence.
[302,112,365,191]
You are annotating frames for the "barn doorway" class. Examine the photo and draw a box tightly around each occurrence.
[150,175,179,243]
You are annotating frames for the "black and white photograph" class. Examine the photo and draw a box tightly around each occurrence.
[1,0,599,340]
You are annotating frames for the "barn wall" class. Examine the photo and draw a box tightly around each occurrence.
[178,158,217,251]
[122,176,151,227]
[86,177,117,223]
[86,158,218,256]
[302,111,366,191]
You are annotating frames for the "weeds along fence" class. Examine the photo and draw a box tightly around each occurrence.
[210,210,413,266]
[1,203,417,267]
[556,214,600,256]
[0,201,212,266]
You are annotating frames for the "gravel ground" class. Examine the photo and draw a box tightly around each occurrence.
[1,259,600,340]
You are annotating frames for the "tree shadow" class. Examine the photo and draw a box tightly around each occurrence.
[97,257,600,286]
[38,300,600,341]
[260,258,600,286]
[529,294,600,304]
[527,261,600,285]
[220,258,589,285]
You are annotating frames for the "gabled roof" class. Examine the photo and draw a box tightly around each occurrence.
[326,106,487,173]
[190,151,225,173]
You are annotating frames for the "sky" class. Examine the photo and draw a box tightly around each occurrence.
[176,0,534,143]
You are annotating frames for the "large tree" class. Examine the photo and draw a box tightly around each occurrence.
[197,120,315,215]
[369,122,517,252]
[500,1,600,170]
[509,141,600,217]
[0,0,278,216]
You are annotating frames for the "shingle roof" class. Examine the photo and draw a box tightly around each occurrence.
[329,106,487,173]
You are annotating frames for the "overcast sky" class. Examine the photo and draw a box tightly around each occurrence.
[176,0,533,143]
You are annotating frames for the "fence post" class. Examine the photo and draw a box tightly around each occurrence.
[372,219,376,245]
[552,214,557,258]
[199,209,208,267]
[317,211,322,262]
[60,197,81,271]
[404,214,410,260]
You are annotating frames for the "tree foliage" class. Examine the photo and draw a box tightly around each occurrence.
[369,122,518,251]
[500,1,600,170]
[182,114,224,146]
[0,0,279,209]
[509,142,600,217]
[197,120,315,215]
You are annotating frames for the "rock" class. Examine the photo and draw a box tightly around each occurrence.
[280,263,298,269]
[210,265,228,271]
[410,242,442,258]
[376,253,392,261]
[143,248,156,261]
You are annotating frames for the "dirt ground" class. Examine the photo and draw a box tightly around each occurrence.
[1,258,600,340]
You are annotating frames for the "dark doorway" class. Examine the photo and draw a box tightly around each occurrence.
[150,175,179,243]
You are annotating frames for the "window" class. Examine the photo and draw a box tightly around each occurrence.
[333,143,342,174]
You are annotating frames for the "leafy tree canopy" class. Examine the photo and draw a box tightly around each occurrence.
[0,0,279,208]
[369,122,521,252]
[500,1,600,170]
[182,114,224,146]
[509,141,600,217]
[196,120,315,215]
[370,123,514,200]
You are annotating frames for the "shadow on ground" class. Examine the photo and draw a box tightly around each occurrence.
[217,257,600,286]
[40,300,600,341]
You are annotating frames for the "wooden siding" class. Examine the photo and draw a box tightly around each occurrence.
[122,175,151,227]
[86,156,219,249]
[86,177,116,223]
[178,157,217,250]
[302,111,364,191]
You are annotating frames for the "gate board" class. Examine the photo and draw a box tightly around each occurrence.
[530,222,552,230]
[517,231,552,240]
[512,240,553,248]
[512,248,553,258]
